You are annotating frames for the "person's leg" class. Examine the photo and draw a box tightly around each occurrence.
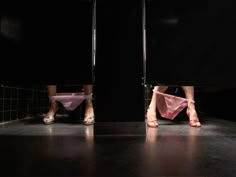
[181,86,201,127]
[146,85,168,127]
[83,84,95,125]
[43,85,58,124]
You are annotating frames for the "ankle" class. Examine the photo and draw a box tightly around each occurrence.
[186,104,199,119]
[48,101,58,113]
[147,108,156,117]
[187,99,196,110]
[85,99,93,106]
[85,106,94,115]
[148,103,156,110]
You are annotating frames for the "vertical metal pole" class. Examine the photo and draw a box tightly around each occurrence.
[92,0,96,85]
[142,0,150,115]
[91,0,96,117]
[142,0,147,87]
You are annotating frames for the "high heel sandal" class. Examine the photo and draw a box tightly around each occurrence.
[83,115,95,126]
[43,101,58,125]
[43,114,55,125]
[186,100,201,128]
[145,108,158,128]
[83,98,95,126]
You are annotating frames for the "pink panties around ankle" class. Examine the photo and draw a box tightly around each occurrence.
[50,92,92,111]
[153,90,189,120]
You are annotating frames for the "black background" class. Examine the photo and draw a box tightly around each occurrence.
[1,0,236,122]
[0,0,93,84]
[146,0,236,85]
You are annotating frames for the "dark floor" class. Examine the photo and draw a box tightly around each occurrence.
[0,116,235,177]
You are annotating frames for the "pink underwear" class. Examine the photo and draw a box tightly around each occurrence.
[153,88,193,120]
[50,92,92,111]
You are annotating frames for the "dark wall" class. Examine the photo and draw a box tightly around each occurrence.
[196,88,236,121]
[0,1,94,84]
[0,84,48,123]
[146,0,236,85]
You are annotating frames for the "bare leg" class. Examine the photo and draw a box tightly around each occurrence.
[43,85,58,124]
[146,85,168,127]
[83,85,95,125]
[181,86,201,127]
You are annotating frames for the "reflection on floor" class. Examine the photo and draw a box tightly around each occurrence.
[0,117,235,177]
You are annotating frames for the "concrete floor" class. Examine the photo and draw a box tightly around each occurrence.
[0,116,235,177]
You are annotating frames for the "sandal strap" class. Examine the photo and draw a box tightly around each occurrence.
[187,99,195,106]
[44,114,54,118]
[43,115,54,121]
[43,114,55,124]
[83,115,95,125]
[146,119,158,123]
[84,115,95,120]
[189,119,200,123]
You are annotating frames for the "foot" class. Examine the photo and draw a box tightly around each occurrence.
[83,115,95,125]
[83,99,95,126]
[186,100,201,128]
[146,108,158,128]
[43,101,58,125]
[43,114,55,125]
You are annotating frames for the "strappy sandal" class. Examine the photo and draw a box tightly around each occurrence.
[186,100,201,128]
[83,115,95,126]
[43,114,55,125]
[145,108,158,128]
[43,100,58,125]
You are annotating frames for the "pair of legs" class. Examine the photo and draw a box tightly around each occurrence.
[146,86,201,128]
[43,85,94,125]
